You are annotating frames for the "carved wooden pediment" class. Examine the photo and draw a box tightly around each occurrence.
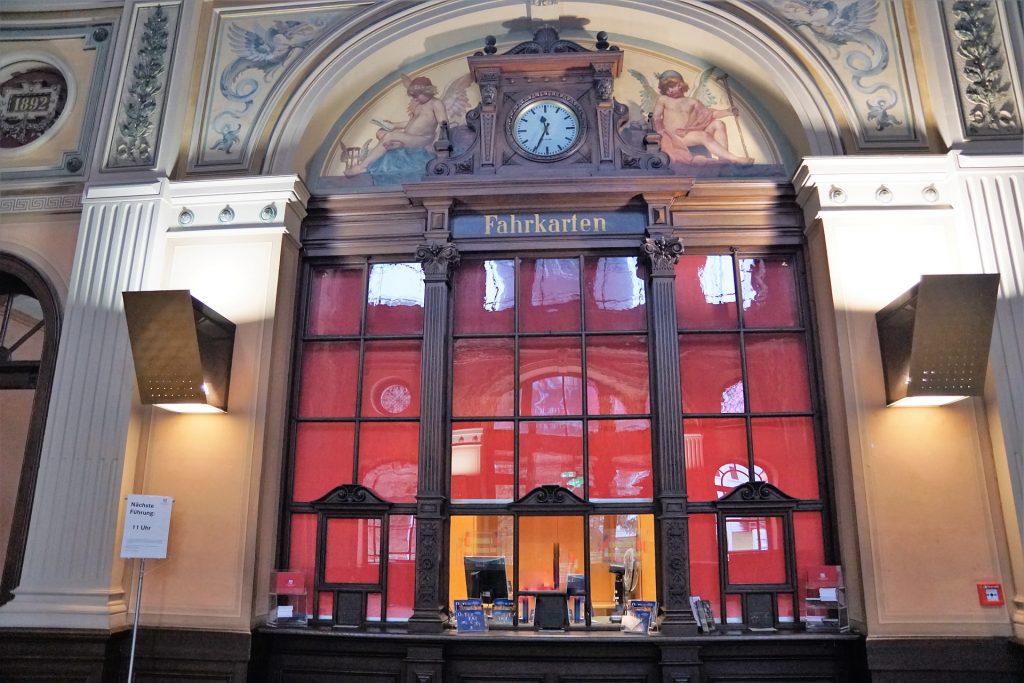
[311,484,392,512]
[714,481,797,510]
[509,484,591,512]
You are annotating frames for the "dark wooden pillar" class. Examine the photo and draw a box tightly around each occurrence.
[642,233,698,636]
[408,240,459,632]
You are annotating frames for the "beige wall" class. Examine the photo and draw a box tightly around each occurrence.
[801,159,1017,637]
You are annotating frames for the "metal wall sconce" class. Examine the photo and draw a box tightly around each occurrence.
[876,274,999,407]
[123,290,235,413]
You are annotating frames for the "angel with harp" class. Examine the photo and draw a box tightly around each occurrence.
[632,68,753,166]
[345,73,472,177]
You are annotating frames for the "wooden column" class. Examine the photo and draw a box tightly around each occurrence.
[408,241,459,632]
[642,233,698,636]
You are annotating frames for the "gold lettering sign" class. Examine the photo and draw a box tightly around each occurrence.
[482,213,609,236]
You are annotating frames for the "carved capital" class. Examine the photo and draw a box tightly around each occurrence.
[415,241,460,279]
[642,235,684,276]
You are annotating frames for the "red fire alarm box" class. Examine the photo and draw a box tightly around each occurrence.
[976,582,1004,606]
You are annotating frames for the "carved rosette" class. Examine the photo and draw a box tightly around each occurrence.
[642,235,684,276]
[415,241,460,280]
[662,517,690,611]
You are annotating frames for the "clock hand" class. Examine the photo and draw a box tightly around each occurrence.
[532,117,551,152]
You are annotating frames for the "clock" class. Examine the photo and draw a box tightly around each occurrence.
[508,94,584,161]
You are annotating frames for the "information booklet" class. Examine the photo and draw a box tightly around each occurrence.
[625,600,657,633]
[453,599,487,632]
[689,595,709,632]
[490,598,515,626]
[700,599,718,632]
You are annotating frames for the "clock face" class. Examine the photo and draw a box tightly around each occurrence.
[510,98,582,160]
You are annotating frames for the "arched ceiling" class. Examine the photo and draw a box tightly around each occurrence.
[183,0,929,186]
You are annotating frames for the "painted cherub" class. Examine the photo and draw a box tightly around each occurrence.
[345,73,472,177]
[634,69,753,166]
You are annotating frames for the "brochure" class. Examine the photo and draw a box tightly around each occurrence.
[453,599,487,632]
[626,600,657,633]
[490,598,515,626]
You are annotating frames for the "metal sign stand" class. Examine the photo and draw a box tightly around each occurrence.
[127,558,146,682]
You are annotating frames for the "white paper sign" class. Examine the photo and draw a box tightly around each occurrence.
[819,587,839,602]
[120,494,173,559]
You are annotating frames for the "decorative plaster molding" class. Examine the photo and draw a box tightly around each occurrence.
[107,3,181,169]
[0,194,82,213]
[942,0,1022,138]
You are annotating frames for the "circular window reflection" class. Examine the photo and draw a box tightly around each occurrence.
[0,62,69,149]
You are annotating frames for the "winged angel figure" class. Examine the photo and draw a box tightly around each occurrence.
[210,19,321,153]
[630,67,752,165]
[345,73,473,178]
[774,0,901,130]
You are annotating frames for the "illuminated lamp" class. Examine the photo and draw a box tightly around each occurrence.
[875,274,999,407]
[123,290,235,413]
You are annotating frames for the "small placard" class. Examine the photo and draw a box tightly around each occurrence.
[454,599,487,632]
[120,494,173,559]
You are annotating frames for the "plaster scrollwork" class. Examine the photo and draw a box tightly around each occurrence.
[110,5,176,167]
[944,0,1021,136]
[642,235,684,275]
[767,0,909,139]
[415,241,460,278]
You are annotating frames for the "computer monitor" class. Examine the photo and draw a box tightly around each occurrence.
[464,556,508,602]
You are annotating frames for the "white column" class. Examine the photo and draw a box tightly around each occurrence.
[949,152,1024,639]
[0,182,165,629]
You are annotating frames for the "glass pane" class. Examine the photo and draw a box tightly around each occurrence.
[587,419,652,501]
[361,340,421,418]
[308,267,362,335]
[586,335,649,415]
[680,334,743,414]
[519,516,584,592]
[288,514,317,602]
[298,342,359,417]
[725,516,787,585]
[746,334,811,412]
[675,255,739,329]
[365,263,424,335]
[688,514,720,621]
[584,256,647,331]
[683,418,751,501]
[358,422,419,502]
[449,515,514,608]
[451,422,515,502]
[325,518,381,584]
[454,259,515,333]
[588,514,657,625]
[518,421,583,496]
[367,593,382,621]
[725,593,742,624]
[318,592,334,620]
[740,257,799,328]
[293,423,355,502]
[778,593,794,622]
[751,417,819,499]
[519,337,583,416]
[453,338,514,417]
[519,258,580,332]
[794,512,826,589]
[387,516,416,620]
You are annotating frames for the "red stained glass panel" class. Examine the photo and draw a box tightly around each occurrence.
[794,512,826,582]
[298,342,359,417]
[740,257,799,328]
[519,258,580,332]
[746,334,811,412]
[519,337,583,416]
[293,423,354,502]
[453,338,514,417]
[307,267,362,335]
[679,334,743,414]
[518,420,584,497]
[675,255,739,329]
[584,256,647,331]
[358,422,419,502]
[587,419,652,501]
[454,260,515,333]
[751,417,819,499]
[360,341,421,418]
[324,518,381,584]
[683,418,750,501]
[725,516,787,585]
[288,514,317,599]
[688,514,721,620]
[365,263,424,335]
[451,421,515,502]
[387,516,416,620]
[586,335,649,415]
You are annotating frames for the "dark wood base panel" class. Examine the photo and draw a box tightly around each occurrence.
[866,636,1024,683]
